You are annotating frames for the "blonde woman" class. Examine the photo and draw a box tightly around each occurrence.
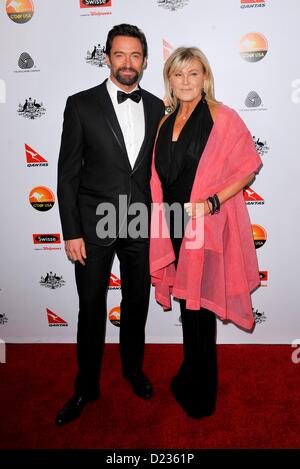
[150,47,262,419]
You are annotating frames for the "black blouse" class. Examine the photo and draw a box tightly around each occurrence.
[155,98,213,206]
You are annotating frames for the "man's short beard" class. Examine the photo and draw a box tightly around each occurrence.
[115,68,140,86]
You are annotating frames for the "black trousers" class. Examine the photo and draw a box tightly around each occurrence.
[74,237,150,399]
[171,235,218,415]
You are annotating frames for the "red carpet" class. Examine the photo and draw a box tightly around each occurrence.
[0,344,299,449]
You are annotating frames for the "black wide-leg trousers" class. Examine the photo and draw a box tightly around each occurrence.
[171,235,218,416]
[74,237,150,399]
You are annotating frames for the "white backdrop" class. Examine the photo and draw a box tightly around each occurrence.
[1,0,300,344]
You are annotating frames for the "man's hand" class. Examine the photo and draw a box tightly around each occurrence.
[65,238,87,266]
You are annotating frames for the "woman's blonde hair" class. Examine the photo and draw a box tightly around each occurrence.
[163,46,218,110]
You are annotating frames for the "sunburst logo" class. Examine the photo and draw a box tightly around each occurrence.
[252,224,267,249]
[240,32,268,62]
[6,0,34,24]
[29,186,55,212]
[109,306,120,327]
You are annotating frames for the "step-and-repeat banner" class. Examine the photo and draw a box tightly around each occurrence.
[1,0,299,344]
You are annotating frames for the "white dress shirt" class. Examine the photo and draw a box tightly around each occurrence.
[106,77,145,169]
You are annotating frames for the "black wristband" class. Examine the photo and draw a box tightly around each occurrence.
[213,194,220,213]
[207,194,220,215]
[207,196,216,215]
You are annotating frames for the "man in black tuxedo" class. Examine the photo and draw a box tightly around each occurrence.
[55,24,164,426]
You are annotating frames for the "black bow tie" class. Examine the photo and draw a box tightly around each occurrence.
[117,89,142,104]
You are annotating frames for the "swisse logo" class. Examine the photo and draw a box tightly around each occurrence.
[108,273,121,290]
[25,144,48,167]
[241,0,265,8]
[252,224,267,249]
[158,0,189,11]
[240,32,268,62]
[33,234,61,244]
[259,271,268,286]
[109,306,120,327]
[6,0,34,24]
[86,43,106,67]
[80,0,111,7]
[46,308,68,327]
[243,186,264,205]
[29,186,55,212]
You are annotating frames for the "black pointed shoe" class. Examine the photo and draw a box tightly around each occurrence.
[124,372,153,400]
[55,394,99,426]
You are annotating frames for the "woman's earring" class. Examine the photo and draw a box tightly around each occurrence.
[201,88,206,102]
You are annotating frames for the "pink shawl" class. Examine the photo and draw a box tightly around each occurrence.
[150,104,262,330]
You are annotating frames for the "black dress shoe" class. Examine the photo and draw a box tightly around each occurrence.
[55,394,98,426]
[124,372,153,400]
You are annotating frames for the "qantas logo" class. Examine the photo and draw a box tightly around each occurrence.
[46,308,68,327]
[25,144,48,167]
[241,0,265,8]
[244,186,264,205]
[108,273,121,289]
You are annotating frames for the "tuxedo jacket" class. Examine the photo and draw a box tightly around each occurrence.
[57,79,165,246]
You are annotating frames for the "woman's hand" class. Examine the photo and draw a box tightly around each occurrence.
[184,199,210,218]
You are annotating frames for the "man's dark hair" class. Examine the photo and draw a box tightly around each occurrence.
[105,24,148,58]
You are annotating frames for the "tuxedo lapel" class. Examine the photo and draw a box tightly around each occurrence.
[95,81,132,172]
